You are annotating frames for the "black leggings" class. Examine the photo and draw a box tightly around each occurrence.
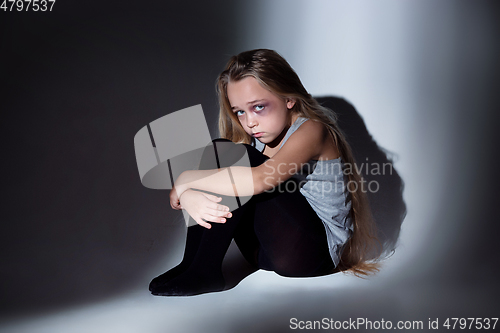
[206,139,335,278]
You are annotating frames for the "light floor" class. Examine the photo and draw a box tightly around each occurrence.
[1,254,496,333]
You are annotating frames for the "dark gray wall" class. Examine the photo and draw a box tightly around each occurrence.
[0,0,242,315]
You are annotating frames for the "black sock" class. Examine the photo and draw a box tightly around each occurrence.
[148,224,204,291]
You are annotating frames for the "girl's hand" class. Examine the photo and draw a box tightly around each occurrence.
[178,189,232,229]
[169,185,183,210]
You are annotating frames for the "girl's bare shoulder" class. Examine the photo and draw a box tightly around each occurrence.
[295,118,329,145]
[298,118,339,160]
[300,118,326,133]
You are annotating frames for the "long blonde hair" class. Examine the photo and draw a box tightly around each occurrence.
[216,49,380,275]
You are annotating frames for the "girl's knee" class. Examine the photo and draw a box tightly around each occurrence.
[200,138,267,169]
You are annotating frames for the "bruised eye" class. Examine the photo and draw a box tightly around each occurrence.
[254,105,264,111]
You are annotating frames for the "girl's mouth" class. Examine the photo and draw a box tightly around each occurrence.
[252,132,263,138]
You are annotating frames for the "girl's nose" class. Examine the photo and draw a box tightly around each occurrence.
[247,115,258,128]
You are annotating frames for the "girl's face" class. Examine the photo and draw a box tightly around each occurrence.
[227,76,295,147]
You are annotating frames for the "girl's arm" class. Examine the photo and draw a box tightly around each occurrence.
[175,120,329,199]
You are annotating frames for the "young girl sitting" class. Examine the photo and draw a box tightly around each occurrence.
[149,49,380,296]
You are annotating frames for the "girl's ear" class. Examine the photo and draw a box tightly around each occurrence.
[286,98,296,109]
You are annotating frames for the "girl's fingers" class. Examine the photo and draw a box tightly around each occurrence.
[171,204,182,210]
[196,218,212,229]
[202,213,226,223]
[208,204,230,213]
[218,204,230,212]
[206,201,230,212]
[202,193,230,213]
[202,192,222,202]
[209,207,232,218]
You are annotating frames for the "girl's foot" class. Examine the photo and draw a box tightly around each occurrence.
[148,264,187,291]
[149,225,206,291]
[150,271,225,296]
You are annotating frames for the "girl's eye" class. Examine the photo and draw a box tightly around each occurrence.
[235,110,245,117]
[254,105,264,112]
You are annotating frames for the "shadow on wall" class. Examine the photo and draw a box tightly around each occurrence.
[316,96,407,258]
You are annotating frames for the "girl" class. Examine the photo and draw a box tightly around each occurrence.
[149,49,379,296]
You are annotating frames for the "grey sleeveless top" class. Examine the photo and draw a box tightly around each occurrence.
[252,117,353,267]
